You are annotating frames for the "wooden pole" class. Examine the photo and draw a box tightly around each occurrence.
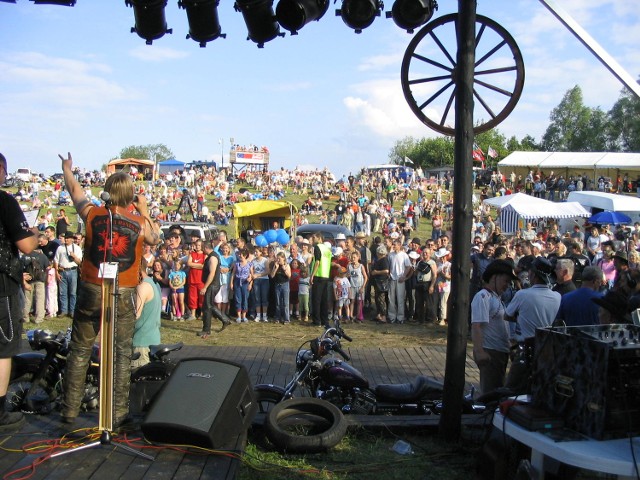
[439,0,476,441]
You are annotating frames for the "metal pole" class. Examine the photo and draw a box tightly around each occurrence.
[439,0,476,441]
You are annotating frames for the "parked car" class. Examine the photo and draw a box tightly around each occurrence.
[160,222,219,244]
[295,224,354,244]
[14,168,33,183]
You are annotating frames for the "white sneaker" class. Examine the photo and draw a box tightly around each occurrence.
[254,315,261,323]
[236,317,242,323]
[262,314,269,323]
[242,317,248,323]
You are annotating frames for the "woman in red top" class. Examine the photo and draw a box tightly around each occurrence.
[186,239,206,320]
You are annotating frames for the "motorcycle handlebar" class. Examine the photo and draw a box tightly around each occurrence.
[333,345,350,361]
[340,331,353,342]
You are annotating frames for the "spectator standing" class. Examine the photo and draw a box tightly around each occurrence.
[21,247,49,324]
[53,231,82,317]
[471,260,516,396]
[185,240,205,320]
[55,208,71,238]
[270,252,291,324]
[556,266,604,326]
[131,259,161,368]
[414,247,437,324]
[387,239,413,324]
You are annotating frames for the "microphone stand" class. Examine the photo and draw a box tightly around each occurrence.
[51,199,153,462]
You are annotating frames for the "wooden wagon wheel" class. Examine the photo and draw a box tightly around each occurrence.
[401,13,525,136]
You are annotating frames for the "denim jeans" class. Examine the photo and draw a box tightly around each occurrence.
[59,268,78,315]
[275,282,290,323]
[253,278,270,308]
[234,279,249,312]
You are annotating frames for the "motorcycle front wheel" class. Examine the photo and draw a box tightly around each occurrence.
[6,374,57,414]
[265,398,348,453]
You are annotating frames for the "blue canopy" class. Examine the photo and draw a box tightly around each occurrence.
[158,159,184,174]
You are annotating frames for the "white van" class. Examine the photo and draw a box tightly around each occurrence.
[566,191,640,226]
[14,168,33,182]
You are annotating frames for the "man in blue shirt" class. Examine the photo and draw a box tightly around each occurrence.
[556,266,604,327]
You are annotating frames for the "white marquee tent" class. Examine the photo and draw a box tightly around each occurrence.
[483,193,590,234]
[497,152,640,183]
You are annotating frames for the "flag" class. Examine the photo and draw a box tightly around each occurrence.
[488,146,498,159]
[404,156,414,165]
[472,143,485,163]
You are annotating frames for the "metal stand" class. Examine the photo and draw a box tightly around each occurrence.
[51,205,153,462]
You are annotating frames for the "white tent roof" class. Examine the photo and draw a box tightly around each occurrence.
[498,151,640,171]
[567,191,640,212]
[483,193,590,219]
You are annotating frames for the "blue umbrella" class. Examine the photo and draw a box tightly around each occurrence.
[588,211,632,225]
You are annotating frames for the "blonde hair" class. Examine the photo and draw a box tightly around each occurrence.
[104,172,134,207]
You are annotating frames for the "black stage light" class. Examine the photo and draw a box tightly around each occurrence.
[30,0,76,5]
[178,0,226,47]
[336,0,382,34]
[385,0,436,33]
[234,0,284,48]
[125,0,172,45]
[275,0,329,35]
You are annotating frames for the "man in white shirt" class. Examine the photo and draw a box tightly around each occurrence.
[53,231,83,317]
[387,239,413,323]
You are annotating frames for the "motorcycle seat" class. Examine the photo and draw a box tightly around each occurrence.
[149,342,184,359]
[374,376,444,402]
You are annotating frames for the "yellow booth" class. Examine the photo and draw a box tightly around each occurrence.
[232,200,297,239]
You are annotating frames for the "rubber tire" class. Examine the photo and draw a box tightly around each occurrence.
[265,398,348,453]
[5,373,56,413]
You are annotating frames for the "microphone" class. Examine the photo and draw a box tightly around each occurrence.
[100,191,111,205]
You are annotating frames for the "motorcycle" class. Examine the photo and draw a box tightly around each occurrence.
[6,328,183,415]
[254,322,484,417]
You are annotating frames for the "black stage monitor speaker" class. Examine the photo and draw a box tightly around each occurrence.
[142,357,257,448]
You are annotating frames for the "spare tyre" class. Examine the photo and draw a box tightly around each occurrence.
[265,398,347,453]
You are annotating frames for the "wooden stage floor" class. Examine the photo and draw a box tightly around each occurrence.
[0,344,480,480]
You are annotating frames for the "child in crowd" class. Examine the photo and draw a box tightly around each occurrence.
[45,263,58,318]
[334,267,351,321]
[289,258,301,319]
[271,252,291,324]
[168,259,186,321]
[298,265,310,322]
[347,251,367,323]
[231,248,252,323]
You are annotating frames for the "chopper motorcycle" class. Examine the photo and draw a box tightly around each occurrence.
[6,328,183,415]
[254,322,483,417]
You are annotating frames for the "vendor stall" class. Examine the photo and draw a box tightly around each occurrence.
[232,200,297,240]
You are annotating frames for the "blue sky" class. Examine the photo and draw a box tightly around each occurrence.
[1,0,638,176]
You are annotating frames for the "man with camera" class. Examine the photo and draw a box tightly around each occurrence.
[0,152,39,431]
[21,247,49,324]
[53,231,83,318]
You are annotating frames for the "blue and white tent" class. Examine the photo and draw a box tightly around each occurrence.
[483,193,590,234]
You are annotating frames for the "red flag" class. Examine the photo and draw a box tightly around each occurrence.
[472,148,485,162]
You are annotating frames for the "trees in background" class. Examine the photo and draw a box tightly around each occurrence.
[116,144,174,163]
[390,80,640,170]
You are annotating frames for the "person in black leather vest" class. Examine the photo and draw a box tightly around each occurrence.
[0,153,38,431]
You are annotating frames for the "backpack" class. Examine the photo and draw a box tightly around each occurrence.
[22,254,47,283]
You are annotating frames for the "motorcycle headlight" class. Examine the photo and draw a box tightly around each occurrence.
[296,349,312,368]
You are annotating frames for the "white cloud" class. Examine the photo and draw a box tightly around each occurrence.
[129,45,190,62]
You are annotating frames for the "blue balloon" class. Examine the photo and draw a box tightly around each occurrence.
[264,229,278,243]
[276,228,286,236]
[276,230,290,245]
[255,235,268,247]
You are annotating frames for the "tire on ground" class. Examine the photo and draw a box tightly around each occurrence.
[265,398,347,453]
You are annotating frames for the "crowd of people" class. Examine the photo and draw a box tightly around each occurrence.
[4,152,640,432]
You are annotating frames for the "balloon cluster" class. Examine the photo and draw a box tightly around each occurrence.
[255,229,289,247]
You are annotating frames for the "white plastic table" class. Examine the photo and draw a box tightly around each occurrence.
[493,410,640,479]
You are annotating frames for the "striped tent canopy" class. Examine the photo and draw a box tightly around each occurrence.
[483,193,590,234]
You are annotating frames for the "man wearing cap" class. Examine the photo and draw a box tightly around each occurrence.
[611,250,630,291]
[334,232,347,250]
[504,257,561,393]
[471,259,516,395]
[53,231,83,318]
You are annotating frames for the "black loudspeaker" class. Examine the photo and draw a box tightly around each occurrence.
[142,358,257,448]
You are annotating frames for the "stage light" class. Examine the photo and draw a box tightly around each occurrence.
[336,0,383,34]
[275,0,329,35]
[178,0,226,47]
[234,0,284,48]
[125,0,172,45]
[29,0,76,4]
[385,0,436,33]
